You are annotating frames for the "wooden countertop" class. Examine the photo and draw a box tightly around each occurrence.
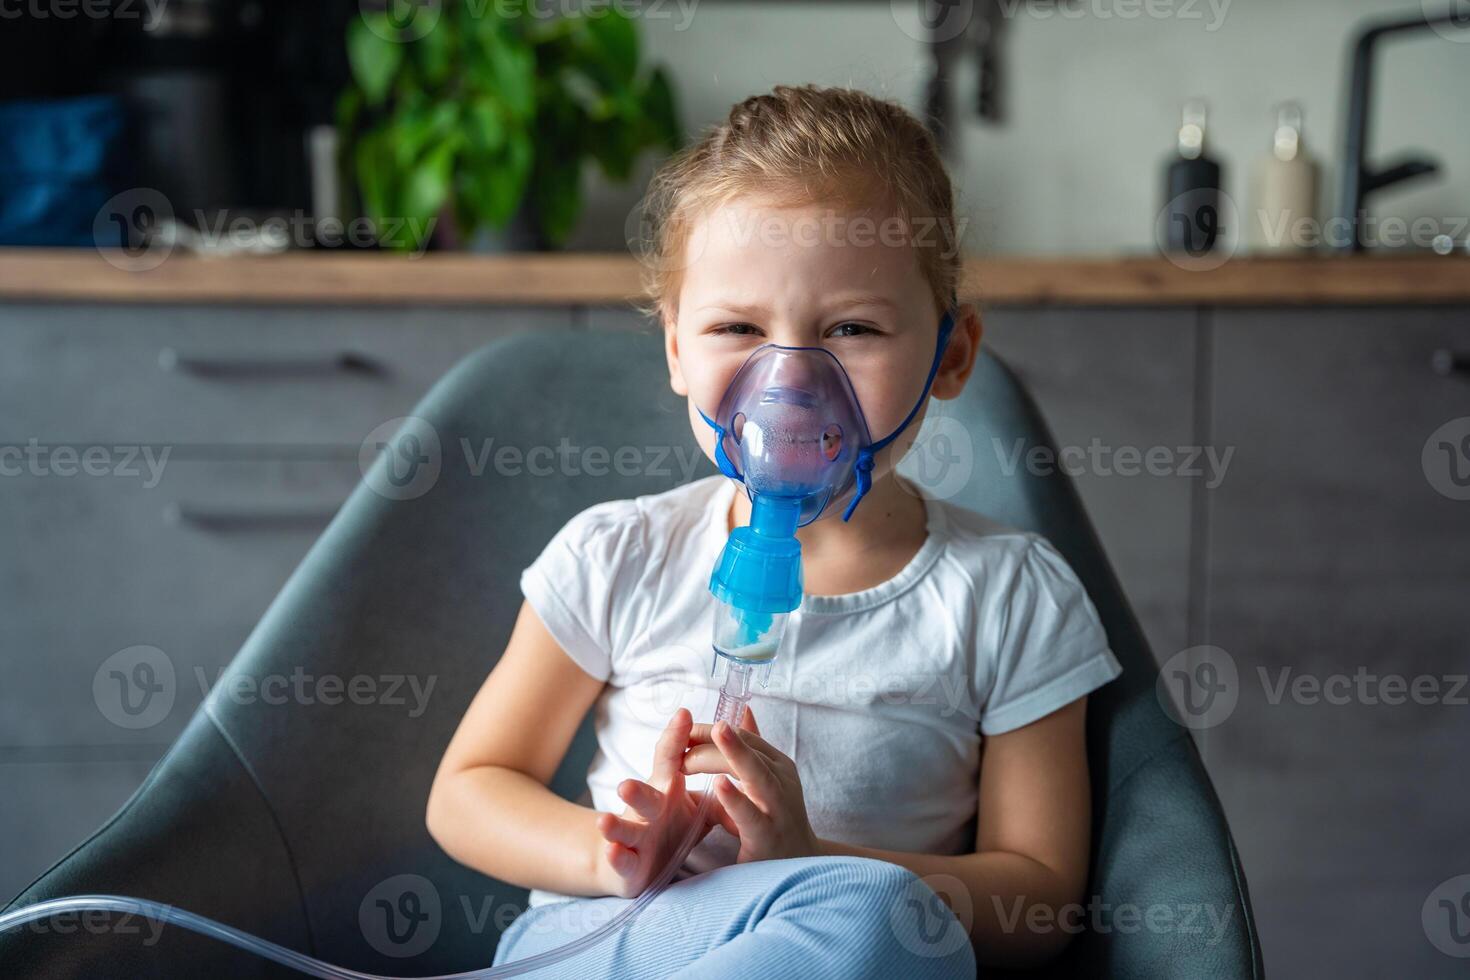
[0,248,1466,307]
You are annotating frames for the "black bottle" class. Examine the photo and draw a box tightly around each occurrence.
[1162,100,1224,256]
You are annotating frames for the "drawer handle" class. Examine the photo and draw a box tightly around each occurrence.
[158,348,383,377]
[1431,349,1470,376]
[164,502,340,530]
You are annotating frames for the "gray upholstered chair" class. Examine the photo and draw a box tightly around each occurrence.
[1,328,1263,978]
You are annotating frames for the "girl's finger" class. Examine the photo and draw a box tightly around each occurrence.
[617,778,664,821]
[713,775,765,831]
[651,708,693,785]
[597,811,643,848]
[712,722,779,812]
[681,743,735,776]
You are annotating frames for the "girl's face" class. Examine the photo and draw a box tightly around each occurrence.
[665,195,961,482]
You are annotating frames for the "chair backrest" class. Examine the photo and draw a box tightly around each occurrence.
[2,327,1260,979]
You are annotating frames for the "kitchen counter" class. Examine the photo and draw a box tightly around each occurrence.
[0,248,1466,307]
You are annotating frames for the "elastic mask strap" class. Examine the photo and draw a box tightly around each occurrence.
[841,301,959,523]
[697,404,743,482]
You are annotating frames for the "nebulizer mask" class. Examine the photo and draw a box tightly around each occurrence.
[700,300,960,691]
[0,301,959,978]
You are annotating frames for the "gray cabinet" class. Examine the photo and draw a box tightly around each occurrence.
[0,304,573,901]
[983,307,1200,662]
[1204,307,1470,980]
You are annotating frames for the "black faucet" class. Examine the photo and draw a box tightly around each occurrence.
[1339,11,1468,251]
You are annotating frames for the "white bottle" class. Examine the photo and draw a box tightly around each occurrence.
[1247,102,1318,253]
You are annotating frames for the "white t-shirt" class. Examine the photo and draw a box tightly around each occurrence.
[519,474,1122,908]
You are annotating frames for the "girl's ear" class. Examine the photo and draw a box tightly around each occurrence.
[932,303,982,400]
[664,315,689,397]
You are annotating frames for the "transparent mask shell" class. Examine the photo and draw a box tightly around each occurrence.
[712,344,873,527]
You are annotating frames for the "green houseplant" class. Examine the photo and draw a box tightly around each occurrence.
[339,0,682,251]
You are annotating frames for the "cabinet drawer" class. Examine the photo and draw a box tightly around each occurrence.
[0,305,571,447]
[0,457,363,748]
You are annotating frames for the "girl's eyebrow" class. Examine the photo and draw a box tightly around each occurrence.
[695,301,771,317]
[694,294,898,317]
[827,292,899,313]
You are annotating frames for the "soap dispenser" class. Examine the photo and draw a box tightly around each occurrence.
[1161,99,1224,256]
[1247,102,1318,252]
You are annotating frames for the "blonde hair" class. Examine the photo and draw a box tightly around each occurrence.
[633,84,963,326]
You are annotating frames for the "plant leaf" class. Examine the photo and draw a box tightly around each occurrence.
[347,15,404,106]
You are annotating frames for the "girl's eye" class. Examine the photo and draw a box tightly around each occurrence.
[713,323,760,336]
[829,322,875,338]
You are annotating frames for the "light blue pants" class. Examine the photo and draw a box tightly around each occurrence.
[491,855,978,979]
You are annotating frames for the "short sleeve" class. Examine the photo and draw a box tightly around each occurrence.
[519,500,646,683]
[980,536,1123,736]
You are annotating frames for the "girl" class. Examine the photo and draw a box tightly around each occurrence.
[426,84,1121,979]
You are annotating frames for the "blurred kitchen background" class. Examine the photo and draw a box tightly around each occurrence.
[2,1,1469,977]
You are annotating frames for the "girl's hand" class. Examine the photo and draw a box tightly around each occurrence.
[593,707,723,899]
[681,707,821,864]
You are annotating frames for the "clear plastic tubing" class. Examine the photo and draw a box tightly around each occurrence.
[0,665,758,979]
